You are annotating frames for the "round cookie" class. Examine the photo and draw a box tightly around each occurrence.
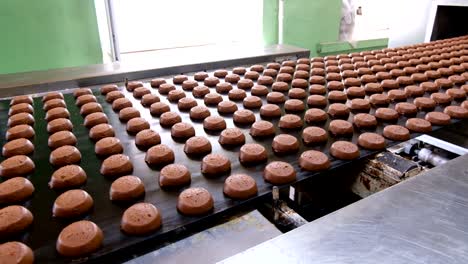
[76,94,97,107]
[375,108,399,122]
[50,145,81,167]
[330,141,360,160]
[43,92,64,102]
[100,84,118,95]
[192,85,210,98]
[201,154,231,176]
[133,87,151,98]
[0,177,34,204]
[141,94,160,107]
[0,205,33,237]
[167,89,186,102]
[224,174,258,199]
[110,175,145,201]
[395,102,418,116]
[0,155,35,178]
[150,78,166,88]
[9,103,34,116]
[178,97,197,111]
[358,133,386,150]
[279,114,303,129]
[203,116,227,131]
[84,112,108,128]
[48,130,77,149]
[10,95,33,106]
[327,103,350,119]
[302,126,328,145]
[177,187,214,216]
[47,118,73,134]
[353,113,377,128]
[217,101,238,115]
[145,144,174,167]
[233,109,256,125]
[118,107,141,122]
[263,161,296,185]
[190,106,211,120]
[329,120,353,136]
[216,82,233,94]
[260,104,282,118]
[150,102,170,116]
[444,105,468,119]
[121,203,161,235]
[89,123,114,141]
[243,96,263,109]
[56,220,103,257]
[171,122,196,140]
[304,108,327,123]
[406,118,432,133]
[219,128,245,146]
[425,112,451,126]
[135,129,161,149]
[284,99,305,112]
[95,137,123,157]
[106,91,124,103]
[0,241,34,264]
[431,92,452,105]
[43,99,66,112]
[112,98,132,112]
[100,154,133,177]
[49,165,87,189]
[45,107,69,122]
[272,134,299,154]
[299,150,330,171]
[160,112,182,128]
[239,143,268,165]
[159,164,191,188]
[2,138,34,157]
[53,189,93,218]
[6,125,35,141]
[250,121,276,137]
[383,125,410,141]
[126,117,150,134]
[8,113,34,128]
[126,81,143,91]
[184,136,212,156]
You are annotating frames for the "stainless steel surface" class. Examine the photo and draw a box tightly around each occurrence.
[417,148,449,167]
[125,210,281,264]
[221,154,468,264]
[0,44,309,96]
[416,134,468,156]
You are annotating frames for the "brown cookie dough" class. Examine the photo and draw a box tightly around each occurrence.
[43,99,66,112]
[182,80,198,91]
[53,189,93,218]
[446,88,466,101]
[101,154,133,177]
[304,108,327,123]
[8,113,34,128]
[167,89,186,102]
[216,82,233,94]
[49,165,87,189]
[159,164,191,188]
[307,95,327,108]
[189,105,211,120]
[184,136,212,156]
[43,92,64,102]
[121,203,161,235]
[95,137,123,156]
[194,72,209,81]
[119,107,141,122]
[48,130,77,149]
[204,76,220,87]
[228,89,247,101]
[110,175,145,201]
[431,92,452,105]
[349,98,371,112]
[224,174,258,199]
[192,85,210,98]
[219,128,245,146]
[0,155,35,178]
[89,123,115,141]
[106,91,125,103]
[135,129,161,149]
[126,81,143,91]
[50,146,81,167]
[284,99,305,112]
[150,78,166,88]
[279,114,303,129]
[299,150,330,171]
[272,134,299,154]
[217,101,238,115]
[145,145,174,167]
[233,109,256,125]
[388,89,408,102]
[173,75,188,85]
[302,126,328,145]
[383,125,410,141]
[112,98,133,112]
[0,205,33,237]
[358,132,386,150]
[330,141,360,160]
[76,94,97,107]
[309,84,326,95]
[6,125,35,141]
[353,113,377,128]
[225,74,241,83]
[406,118,432,133]
[329,120,353,136]
[288,88,307,99]
[160,112,182,128]
[2,138,34,157]
[100,84,118,95]
[327,103,350,118]
[203,116,227,131]
[365,83,383,94]
[328,91,347,103]
[263,161,296,185]
[267,92,286,104]
[444,105,468,119]
[243,96,263,109]
[9,103,34,116]
[141,94,160,107]
[46,117,73,134]
[425,111,451,126]
[177,187,214,216]
[260,104,282,118]
[80,102,103,116]
[250,120,276,137]
[133,87,151,98]
[177,97,197,111]
[395,102,418,116]
[201,154,231,176]
[0,242,34,264]
[0,177,34,204]
[84,112,108,128]
[258,76,274,86]
[56,220,103,257]
[375,107,399,122]
[10,95,33,106]
[239,143,268,165]
[171,122,196,139]
[126,117,150,134]
[204,92,223,106]
[150,102,170,116]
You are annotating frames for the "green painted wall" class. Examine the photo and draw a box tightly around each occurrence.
[317,38,389,57]
[0,0,102,75]
[283,0,342,57]
[263,0,279,45]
